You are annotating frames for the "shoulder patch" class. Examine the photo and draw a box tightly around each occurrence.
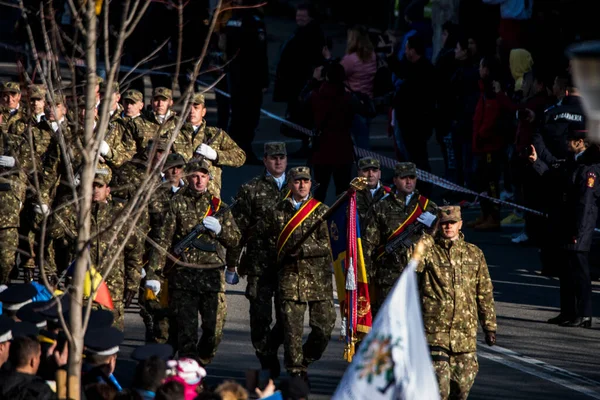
[587,171,596,188]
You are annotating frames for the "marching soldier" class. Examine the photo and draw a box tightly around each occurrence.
[47,166,144,328]
[228,142,289,377]
[147,87,181,141]
[0,82,30,284]
[99,81,134,167]
[263,166,335,382]
[175,93,246,196]
[142,152,186,343]
[121,89,154,155]
[148,159,241,365]
[363,162,437,315]
[418,206,497,400]
[355,157,391,226]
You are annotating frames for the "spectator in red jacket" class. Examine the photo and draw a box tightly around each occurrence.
[468,56,506,230]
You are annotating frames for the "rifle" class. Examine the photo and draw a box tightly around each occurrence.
[173,198,238,257]
[384,221,428,254]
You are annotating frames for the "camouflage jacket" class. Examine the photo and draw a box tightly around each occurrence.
[228,172,289,275]
[147,110,181,143]
[103,106,135,167]
[38,120,72,205]
[111,155,161,203]
[48,200,144,298]
[122,113,156,155]
[149,187,240,293]
[417,233,497,353]
[263,197,333,302]
[175,120,246,196]
[356,182,391,229]
[363,190,437,283]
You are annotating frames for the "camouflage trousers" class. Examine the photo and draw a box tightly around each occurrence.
[431,349,479,400]
[170,289,227,366]
[0,227,18,284]
[139,278,171,344]
[281,299,335,374]
[246,274,284,362]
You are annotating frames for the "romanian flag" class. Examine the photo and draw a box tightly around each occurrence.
[328,191,372,362]
[66,261,114,310]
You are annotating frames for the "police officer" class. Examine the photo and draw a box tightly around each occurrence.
[148,159,241,365]
[224,0,269,164]
[418,206,497,400]
[262,166,335,382]
[363,162,437,315]
[228,142,289,377]
[533,130,597,328]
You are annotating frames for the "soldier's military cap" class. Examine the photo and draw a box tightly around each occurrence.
[39,295,72,321]
[16,302,48,328]
[439,205,462,223]
[0,315,15,343]
[264,141,286,156]
[148,139,169,152]
[29,84,47,100]
[52,92,66,105]
[289,166,311,180]
[358,157,380,170]
[131,343,174,361]
[1,81,21,93]
[122,89,143,103]
[12,321,38,338]
[185,158,212,174]
[394,162,417,178]
[100,80,120,93]
[84,326,124,356]
[63,308,114,330]
[191,92,205,105]
[93,165,113,186]
[153,87,172,100]
[0,283,37,312]
[164,153,186,170]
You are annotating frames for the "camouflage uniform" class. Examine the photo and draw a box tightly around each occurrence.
[363,162,437,314]
[149,160,241,365]
[262,166,335,375]
[175,93,246,197]
[0,82,29,283]
[228,142,287,370]
[355,158,391,228]
[121,90,155,155]
[147,87,182,145]
[103,103,135,167]
[417,206,497,400]
[142,153,186,343]
[47,166,144,328]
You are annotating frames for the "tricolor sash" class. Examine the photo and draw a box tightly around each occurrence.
[276,198,321,259]
[206,196,221,217]
[376,195,429,260]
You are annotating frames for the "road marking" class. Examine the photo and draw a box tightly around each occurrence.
[479,343,600,399]
[492,279,600,294]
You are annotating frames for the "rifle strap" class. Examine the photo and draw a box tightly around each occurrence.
[375,195,429,260]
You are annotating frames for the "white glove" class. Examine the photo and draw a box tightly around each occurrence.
[34,204,50,216]
[73,174,81,187]
[99,140,110,157]
[202,216,221,235]
[0,156,16,168]
[225,269,239,285]
[145,279,161,295]
[140,268,147,279]
[195,143,217,161]
[417,211,437,228]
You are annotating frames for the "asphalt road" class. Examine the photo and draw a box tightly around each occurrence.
[2,11,600,399]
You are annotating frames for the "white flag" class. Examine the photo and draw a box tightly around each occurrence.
[332,260,440,400]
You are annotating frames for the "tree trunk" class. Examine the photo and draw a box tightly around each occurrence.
[67,1,98,398]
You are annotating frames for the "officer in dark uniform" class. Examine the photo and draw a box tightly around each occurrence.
[535,129,599,328]
[224,0,269,164]
[531,78,586,277]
